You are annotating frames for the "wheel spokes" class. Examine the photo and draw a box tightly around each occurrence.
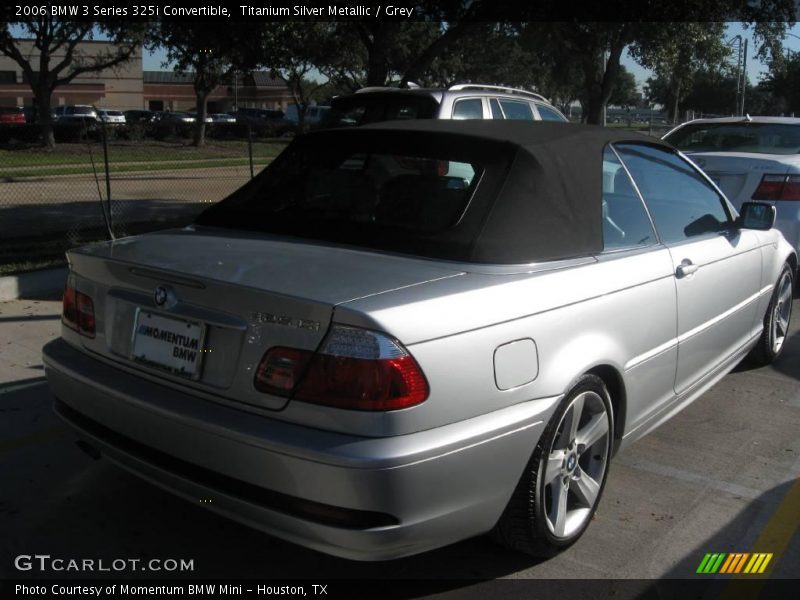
[572,467,601,507]
[543,389,611,539]
[577,413,609,451]
[565,393,585,444]
[550,479,569,537]
[545,449,566,485]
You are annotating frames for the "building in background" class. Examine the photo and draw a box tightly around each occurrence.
[0,39,291,112]
[0,39,143,109]
[143,71,290,113]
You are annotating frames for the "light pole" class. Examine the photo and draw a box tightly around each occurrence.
[727,35,749,116]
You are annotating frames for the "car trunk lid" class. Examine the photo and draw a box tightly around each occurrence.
[66,227,464,411]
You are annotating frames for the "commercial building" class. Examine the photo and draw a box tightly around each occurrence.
[0,39,143,109]
[0,39,292,112]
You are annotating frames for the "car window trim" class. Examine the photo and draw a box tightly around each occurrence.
[451,96,489,120]
[611,142,737,248]
[496,98,536,121]
[606,143,663,248]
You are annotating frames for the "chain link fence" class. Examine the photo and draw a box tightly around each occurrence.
[0,117,291,274]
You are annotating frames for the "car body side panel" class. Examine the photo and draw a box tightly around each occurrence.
[667,230,763,393]
[337,248,678,437]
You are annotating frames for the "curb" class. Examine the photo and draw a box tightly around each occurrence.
[0,268,67,302]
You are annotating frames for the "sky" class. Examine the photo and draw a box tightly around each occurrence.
[621,23,800,91]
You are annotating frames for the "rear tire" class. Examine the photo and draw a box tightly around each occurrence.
[749,264,793,365]
[491,374,614,556]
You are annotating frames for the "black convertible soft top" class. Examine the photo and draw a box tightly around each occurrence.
[197,120,673,264]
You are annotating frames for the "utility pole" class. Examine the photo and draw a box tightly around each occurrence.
[740,38,748,116]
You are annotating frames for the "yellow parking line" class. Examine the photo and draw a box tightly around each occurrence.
[0,425,67,453]
[719,476,800,598]
[745,477,800,575]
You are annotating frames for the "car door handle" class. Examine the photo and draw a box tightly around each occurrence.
[676,260,699,278]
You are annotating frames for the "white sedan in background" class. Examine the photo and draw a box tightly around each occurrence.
[96,109,126,125]
[664,116,800,256]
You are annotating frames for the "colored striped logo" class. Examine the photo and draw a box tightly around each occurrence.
[696,552,773,574]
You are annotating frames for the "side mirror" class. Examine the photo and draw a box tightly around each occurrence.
[738,201,776,231]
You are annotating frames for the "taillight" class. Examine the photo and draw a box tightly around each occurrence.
[254,325,429,411]
[62,284,95,338]
[254,347,313,395]
[76,292,95,338]
[752,174,800,201]
[62,285,78,331]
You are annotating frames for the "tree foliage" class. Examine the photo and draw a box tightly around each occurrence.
[148,21,246,146]
[0,18,143,147]
[760,51,800,115]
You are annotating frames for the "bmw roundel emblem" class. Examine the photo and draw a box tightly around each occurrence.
[154,286,169,307]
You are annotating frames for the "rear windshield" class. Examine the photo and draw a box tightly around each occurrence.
[0,107,22,114]
[326,95,438,128]
[666,122,800,155]
[197,143,482,241]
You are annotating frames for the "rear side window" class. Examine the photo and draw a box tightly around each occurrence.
[498,100,534,120]
[211,147,482,235]
[490,98,503,119]
[615,143,732,244]
[453,99,483,120]
[535,103,567,122]
[602,147,656,250]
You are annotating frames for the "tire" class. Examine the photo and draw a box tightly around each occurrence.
[749,263,794,365]
[491,374,614,557]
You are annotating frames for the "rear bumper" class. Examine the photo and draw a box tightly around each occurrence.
[43,338,557,560]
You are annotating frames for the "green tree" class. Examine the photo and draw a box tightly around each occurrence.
[608,65,641,108]
[760,51,800,114]
[0,17,142,148]
[629,23,731,123]
[148,21,242,146]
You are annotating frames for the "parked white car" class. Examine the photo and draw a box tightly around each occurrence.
[664,116,800,256]
[96,109,126,125]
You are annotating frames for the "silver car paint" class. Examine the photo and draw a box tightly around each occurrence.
[42,137,797,560]
[43,220,794,558]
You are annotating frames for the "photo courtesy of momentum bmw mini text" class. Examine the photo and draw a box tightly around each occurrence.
[1,1,799,599]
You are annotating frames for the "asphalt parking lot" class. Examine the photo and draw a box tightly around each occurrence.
[1,294,798,593]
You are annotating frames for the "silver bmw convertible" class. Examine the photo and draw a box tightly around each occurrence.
[43,121,796,560]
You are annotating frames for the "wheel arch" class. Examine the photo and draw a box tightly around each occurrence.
[786,251,798,296]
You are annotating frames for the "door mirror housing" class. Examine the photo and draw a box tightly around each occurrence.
[738,202,776,231]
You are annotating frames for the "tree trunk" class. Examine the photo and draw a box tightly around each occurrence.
[671,80,681,124]
[193,91,208,147]
[36,83,56,149]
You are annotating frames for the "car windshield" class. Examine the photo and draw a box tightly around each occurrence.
[665,122,800,155]
[198,142,481,242]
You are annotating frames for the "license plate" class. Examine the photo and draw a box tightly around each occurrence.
[131,310,205,379]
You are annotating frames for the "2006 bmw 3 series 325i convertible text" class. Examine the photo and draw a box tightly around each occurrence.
[43,121,796,560]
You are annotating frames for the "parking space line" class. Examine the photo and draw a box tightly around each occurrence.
[746,476,800,574]
[0,378,47,395]
[718,476,800,598]
[615,455,764,499]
